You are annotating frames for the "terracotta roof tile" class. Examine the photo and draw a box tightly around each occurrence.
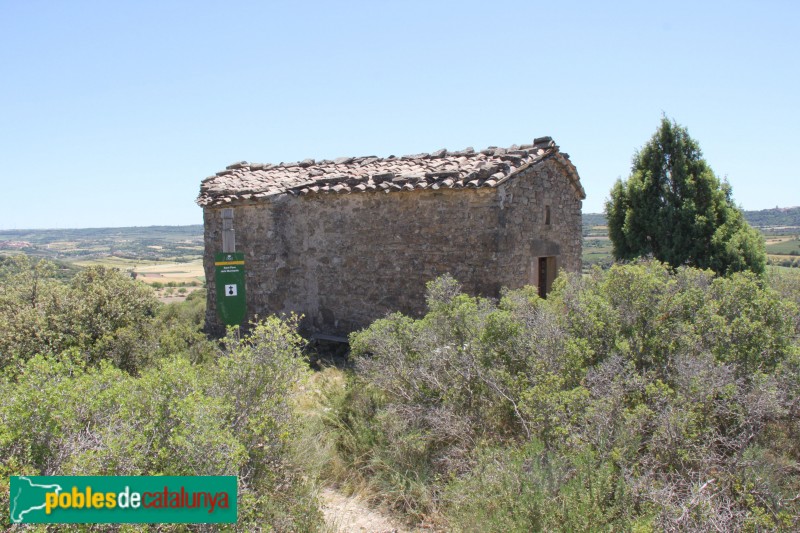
[197,137,585,207]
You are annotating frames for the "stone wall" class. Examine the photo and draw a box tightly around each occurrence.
[203,157,582,336]
[494,157,583,289]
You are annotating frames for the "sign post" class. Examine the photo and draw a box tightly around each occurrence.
[215,252,246,326]
[215,209,246,326]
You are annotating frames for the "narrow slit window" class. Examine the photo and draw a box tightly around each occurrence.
[545,205,551,225]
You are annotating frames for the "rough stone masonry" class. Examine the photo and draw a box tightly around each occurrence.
[198,137,585,337]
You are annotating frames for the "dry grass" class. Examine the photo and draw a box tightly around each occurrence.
[133,259,204,285]
[292,366,350,483]
[71,257,204,284]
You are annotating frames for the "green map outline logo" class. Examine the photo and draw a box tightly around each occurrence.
[10,476,63,523]
[9,476,237,524]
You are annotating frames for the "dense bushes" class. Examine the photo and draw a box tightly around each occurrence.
[0,258,322,531]
[4,254,799,530]
[332,263,800,531]
[0,256,161,373]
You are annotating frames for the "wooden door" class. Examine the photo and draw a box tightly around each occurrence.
[538,257,548,298]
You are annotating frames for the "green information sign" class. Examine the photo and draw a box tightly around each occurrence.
[215,252,247,326]
[9,475,237,524]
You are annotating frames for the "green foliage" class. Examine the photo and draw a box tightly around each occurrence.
[4,252,798,530]
[154,290,215,364]
[329,267,800,529]
[605,117,766,275]
[445,441,635,532]
[0,256,162,373]
[0,318,321,531]
[556,261,795,378]
[0,256,218,374]
[584,206,800,233]
[0,260,322,531]
[67,265,161,371]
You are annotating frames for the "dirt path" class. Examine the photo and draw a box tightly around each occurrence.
[320,488,412,533]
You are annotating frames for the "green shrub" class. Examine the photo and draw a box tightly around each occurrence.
[0,317,323,531]
[329,263,800,529]
[0,256,162,374]
[445,441,637,532]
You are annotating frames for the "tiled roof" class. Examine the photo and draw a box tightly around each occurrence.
[197,137,585,207]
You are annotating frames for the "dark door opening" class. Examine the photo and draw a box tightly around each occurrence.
[538,257,548,298]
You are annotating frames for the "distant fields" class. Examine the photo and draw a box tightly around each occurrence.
[3,207,799,284]
[581,210,800,272]
[131,259,205,285]
[765,236,800,255]
[0,225,205,301]
[70,257,204,284]
[0,225,203,261]
[1,226,202,257]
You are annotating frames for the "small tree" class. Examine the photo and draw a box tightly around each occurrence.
[605,117,765,275]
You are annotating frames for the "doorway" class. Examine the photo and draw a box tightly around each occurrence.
[537,256,556,298]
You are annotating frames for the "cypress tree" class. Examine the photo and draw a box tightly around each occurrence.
[605,117,765,275]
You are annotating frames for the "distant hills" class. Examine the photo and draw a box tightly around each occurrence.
[740,206,800,227]
[0,225,204,263]
[0,225,204,243]
[582,213,608,227]
[2,207,799,246]
[583,207,800,228]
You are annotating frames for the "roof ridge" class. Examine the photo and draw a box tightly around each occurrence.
[198,138,571,206]
[224,138,556,172]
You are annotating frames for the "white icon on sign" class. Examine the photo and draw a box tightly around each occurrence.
[225,284,237,297]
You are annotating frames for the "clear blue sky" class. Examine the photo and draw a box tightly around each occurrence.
[1,0,797,229]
